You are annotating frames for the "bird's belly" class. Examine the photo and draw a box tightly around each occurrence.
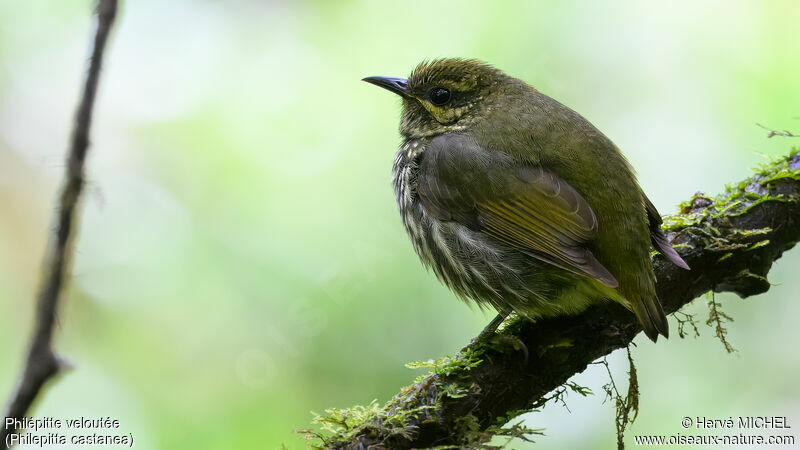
[392,144,601,318]
[400,199,598,317]
[402,201,514,303]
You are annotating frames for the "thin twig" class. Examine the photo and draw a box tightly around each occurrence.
[2,1,118,447]
[756,123,800,138]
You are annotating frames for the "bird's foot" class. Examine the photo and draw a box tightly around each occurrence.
[470,312,529,364]
[477,312,509,338]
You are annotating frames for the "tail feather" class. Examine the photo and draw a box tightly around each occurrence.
[590,273,670,342]
[632,296,669,342]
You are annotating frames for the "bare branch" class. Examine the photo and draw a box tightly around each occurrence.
[2,1,118,446]
[756,123,800,138]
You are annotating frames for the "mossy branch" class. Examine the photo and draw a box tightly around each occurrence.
[308,149,800,449]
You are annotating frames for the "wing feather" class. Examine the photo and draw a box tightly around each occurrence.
[418,134,618,287]
[643,194,690,270]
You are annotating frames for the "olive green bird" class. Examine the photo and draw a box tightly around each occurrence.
[364,59,689,341]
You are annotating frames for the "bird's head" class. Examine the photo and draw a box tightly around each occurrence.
[363,58,514,138]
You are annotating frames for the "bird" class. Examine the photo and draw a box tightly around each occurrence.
[363,59,689,342]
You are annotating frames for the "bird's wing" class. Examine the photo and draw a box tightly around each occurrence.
[643,194,690,270]
[417,133,618,288]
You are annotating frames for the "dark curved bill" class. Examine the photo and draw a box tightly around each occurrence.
[362,76,412,98]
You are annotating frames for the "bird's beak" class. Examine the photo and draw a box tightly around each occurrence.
[362,76,412,98]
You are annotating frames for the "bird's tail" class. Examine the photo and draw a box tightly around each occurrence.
[631,295,669,342]
[591,280,669,342]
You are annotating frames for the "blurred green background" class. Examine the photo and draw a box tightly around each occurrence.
[1,1,799,448]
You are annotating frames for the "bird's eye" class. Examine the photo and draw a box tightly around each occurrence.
[428,88,451,106]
